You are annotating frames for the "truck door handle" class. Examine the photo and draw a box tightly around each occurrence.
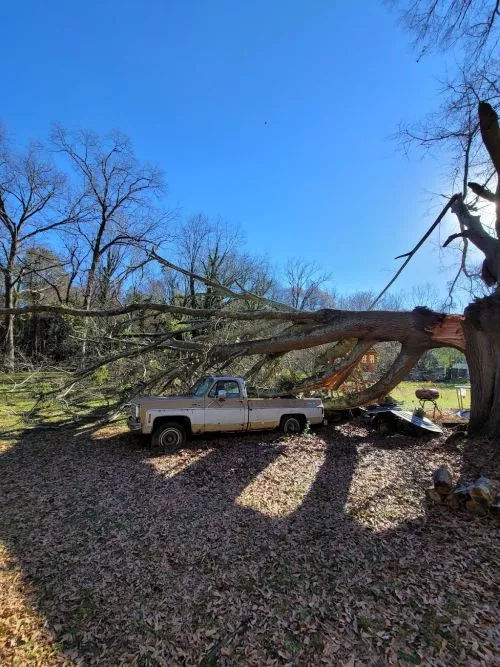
[191,403,202,408]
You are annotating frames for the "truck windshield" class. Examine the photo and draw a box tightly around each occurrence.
[188,377,214,397]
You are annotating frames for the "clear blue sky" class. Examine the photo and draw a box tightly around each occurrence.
[4,0,464,301]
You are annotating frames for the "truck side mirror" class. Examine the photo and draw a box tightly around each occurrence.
[217,389,227,401]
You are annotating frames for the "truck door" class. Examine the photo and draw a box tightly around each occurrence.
[204,380,246,432]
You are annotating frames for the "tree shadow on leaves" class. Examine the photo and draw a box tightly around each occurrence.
[0,422,497,665]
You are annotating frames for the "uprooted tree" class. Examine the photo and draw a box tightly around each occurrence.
[2,102,500,435]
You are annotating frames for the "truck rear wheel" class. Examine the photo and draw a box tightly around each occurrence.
[280,415,304,435]
[152,422,186,450]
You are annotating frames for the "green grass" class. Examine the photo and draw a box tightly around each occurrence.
[390,381,470,412]
[0,372,114,433]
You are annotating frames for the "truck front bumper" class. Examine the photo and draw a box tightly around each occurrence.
[127,416,142,432]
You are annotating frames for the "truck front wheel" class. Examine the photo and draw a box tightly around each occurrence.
[152,422,186,450]
[279,415,304,435]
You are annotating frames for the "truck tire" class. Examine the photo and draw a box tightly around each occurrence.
[152,422,186,450]
[280,415,304,435]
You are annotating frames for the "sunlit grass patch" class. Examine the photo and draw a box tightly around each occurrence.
[0,372,115,433]
[393,381,470,412]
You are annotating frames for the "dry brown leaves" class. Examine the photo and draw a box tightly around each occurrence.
[0,421,498,666]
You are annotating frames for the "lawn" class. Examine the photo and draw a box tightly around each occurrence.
[1,419,498,666]
[0,372,114,435]
[391,382,470,412]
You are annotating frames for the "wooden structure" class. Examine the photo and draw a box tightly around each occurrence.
[360,349,378,373]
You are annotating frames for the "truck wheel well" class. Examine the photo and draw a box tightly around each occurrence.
[152,416,192,435]
[280,413,306,426]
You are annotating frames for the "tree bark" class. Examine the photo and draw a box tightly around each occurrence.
[3,277,15,372]
[213,308,465,360]
[478,101,500,236]
[3,243,17,372]
[463,294,500,435]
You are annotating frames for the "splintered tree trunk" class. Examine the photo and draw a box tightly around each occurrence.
[463,294,500,436]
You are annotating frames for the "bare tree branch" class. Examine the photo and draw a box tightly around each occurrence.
[468,180,496,201]
[149,250,292,311]
[369,194,459,308]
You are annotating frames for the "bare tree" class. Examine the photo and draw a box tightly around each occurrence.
[393,1,500,300]
[52,128,166,300]
[19,246,69,306]
[393,0,500,61]
[173,214,275,308]
[0,133,77,370]
[405,283,442,310]
[282,258,332,310]
[51,126,170,355]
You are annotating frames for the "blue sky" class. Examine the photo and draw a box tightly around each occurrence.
[4,0,466,302]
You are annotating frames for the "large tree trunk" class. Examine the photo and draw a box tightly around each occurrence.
[3,310,15,372]
[3,256,16,372]
[464,294,500,435]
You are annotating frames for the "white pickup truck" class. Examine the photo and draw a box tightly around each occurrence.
[127,375,325,449]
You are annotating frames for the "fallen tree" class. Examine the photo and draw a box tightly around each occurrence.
[0,303,468,422]
[1,102,500,435]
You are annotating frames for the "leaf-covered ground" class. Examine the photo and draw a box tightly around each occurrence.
[0,422,498,666]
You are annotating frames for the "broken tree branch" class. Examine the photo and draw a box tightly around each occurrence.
[149,249,294,311]
[293,340,373,393]
[450,194,500,285]
[212,308,465,360]
[369,195,459,309]
[468,181,496,202]
[443,230,472,247]
[319,344,422,410]
[0,302,319,322]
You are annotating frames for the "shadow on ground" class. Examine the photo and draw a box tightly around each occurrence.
[0,421,498,665]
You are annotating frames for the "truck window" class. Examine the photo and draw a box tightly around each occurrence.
[208,380,241,398]
[188,377,214,397]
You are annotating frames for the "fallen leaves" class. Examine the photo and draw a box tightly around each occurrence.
[0,422,498,665]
